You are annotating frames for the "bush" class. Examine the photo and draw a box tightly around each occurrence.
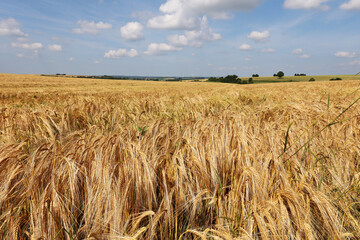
[248,78,254,84]
[242,80,248,84]
[309,78,315,82]
[330,77,342,81]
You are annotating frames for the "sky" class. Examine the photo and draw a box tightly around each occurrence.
[0,0,359,77]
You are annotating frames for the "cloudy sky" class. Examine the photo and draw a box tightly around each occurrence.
[0,0,359,77]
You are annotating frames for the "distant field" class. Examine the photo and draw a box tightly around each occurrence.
[1,73,360,239]
[251,74,360,83]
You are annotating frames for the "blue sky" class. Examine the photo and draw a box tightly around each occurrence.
[0,0,359,77]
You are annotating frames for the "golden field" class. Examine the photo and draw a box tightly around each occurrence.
[0,73,360,239]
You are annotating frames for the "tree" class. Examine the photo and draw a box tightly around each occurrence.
[277,71,284,79]
[224,75,238,83]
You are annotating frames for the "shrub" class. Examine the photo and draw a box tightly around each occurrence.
[330,77,342,81]
[248,78,254,84]
[309,78,315,82]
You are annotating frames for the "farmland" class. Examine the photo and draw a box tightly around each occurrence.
[1,73,360,239]
[251,74,360,84]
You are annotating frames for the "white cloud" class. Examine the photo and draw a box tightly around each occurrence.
[292,48,309,58]
[73,20,112,35]
[340,0,360,10]
[94,60,101,64]
[144,43,181,56]
[284,0,330,10]
[148,0,262,30]
[16,53,25,58]
[261,48,276,53]
[11,42,43,50]
[148,12,199,30]
[239,44,252,51]
[167,16,221,48]
[247,30,270,42]
[300,54,310,59]
[120,22,144,41]
[68,57,74,62]
[104,48,139,58]
[0,18,27,37]
[48,44,62,52]
[292,48,303,54]
[334,51,357,58]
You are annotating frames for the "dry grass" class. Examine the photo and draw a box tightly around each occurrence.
[0,73,360,239]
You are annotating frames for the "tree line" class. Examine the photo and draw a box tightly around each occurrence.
[207,75,254,84]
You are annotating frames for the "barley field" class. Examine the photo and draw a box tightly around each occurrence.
[0,73,360,239]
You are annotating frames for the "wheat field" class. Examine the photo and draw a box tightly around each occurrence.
[0,73,360,239]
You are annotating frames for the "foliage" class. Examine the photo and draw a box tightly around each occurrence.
[207,75,254,84]
[309,78,315,81]
[277,71,285,78]
[330,77,343,81]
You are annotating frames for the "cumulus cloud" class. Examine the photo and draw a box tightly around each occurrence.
[0,18,27,37]
[148,0,262,30]
[104,48,139,58]
[167,17,221,48]
[11,42,43,50]
[239,44,252,51]
[284,0,330,10]
[73,20,112,35]
[48,44,62,52]
[335,51,357,58]
[261,48,276,53]
[340,0,360,10]
[120,22,144,41]
[247,30,270,42]
[148,12,199,30]
[292,48,310,58]
[292,48,303,54]
[144,43,181,56]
